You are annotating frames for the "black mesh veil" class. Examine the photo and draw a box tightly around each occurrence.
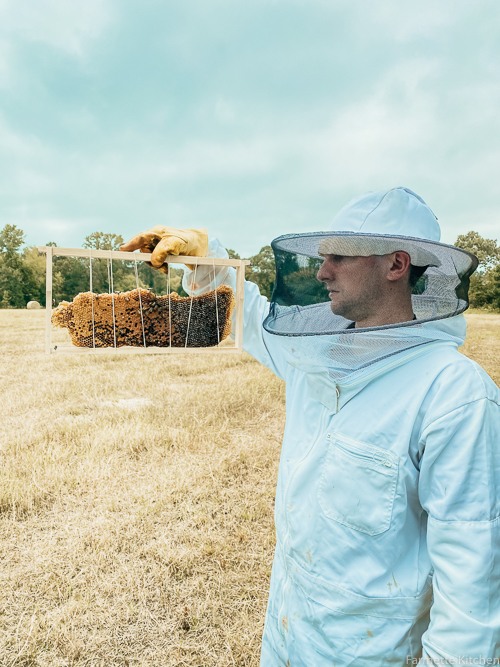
[263,232,478,337]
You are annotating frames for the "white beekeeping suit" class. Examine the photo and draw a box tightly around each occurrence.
[182,187,500,666]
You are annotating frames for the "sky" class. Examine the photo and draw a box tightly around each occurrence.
[0,0,499,258]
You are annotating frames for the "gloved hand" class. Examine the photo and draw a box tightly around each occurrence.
[120,226,208,272]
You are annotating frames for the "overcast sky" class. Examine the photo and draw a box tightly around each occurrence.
[1,0,499,257]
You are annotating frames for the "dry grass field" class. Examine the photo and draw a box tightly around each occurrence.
[0,310,499,666]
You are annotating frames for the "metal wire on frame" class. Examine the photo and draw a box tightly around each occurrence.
[133,257,147,348]
[107,259,111,294]
[167,260,172,348]
[108,250,117,349]
[184,259,198,349]
[89,249,96,350]
[212,257,220,349]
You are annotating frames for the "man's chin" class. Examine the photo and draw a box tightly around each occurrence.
[329,301,354,321]
[330,303,347,317]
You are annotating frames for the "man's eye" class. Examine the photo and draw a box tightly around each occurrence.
[332,255,345,263]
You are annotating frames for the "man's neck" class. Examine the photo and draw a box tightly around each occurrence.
[354,311,417,329]
[354,306,415,328]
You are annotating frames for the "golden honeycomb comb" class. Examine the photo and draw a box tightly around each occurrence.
[52,286,235,348]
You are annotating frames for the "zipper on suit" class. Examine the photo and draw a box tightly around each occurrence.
[283,404,331,554]
[326,434,394,468]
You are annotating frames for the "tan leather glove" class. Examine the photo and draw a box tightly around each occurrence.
[120,226,208,272]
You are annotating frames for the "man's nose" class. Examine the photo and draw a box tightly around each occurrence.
[317,259,331,283]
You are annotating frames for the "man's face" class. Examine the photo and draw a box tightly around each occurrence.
[316,254,388,322]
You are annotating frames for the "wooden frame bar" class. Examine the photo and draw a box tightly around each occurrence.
[45,246,53,355]
[235,254,246,352]
[38,247,250,356]
[38,247,245,266]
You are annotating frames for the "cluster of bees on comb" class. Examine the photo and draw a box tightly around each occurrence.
[52,286,235,348]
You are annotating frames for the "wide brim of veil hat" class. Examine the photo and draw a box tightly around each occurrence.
[265,231,478,337]
[263,187,479,337]
[264,231,477,337]
[272,231,477,271]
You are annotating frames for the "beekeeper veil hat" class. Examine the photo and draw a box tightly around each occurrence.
[262,187,478,384]
[264,187,477,338]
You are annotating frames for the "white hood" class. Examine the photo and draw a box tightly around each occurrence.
[329,186,441,240]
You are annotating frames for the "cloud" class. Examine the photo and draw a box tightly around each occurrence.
[0,0,113,58]
[0,1,498,256]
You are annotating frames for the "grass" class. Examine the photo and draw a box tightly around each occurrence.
[460,313,500,386]
[0,310,498,666]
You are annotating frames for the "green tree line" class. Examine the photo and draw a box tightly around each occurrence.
[1,225,499,310]
[0,226,187,308]
[231,231,500,310]
[454,231,500,310]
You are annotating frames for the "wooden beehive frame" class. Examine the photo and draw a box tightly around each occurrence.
[38,246,250,356]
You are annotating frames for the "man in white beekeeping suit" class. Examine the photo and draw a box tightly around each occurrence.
[122,187,500,666]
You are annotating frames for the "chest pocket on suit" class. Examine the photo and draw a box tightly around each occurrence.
[318,432,399,536]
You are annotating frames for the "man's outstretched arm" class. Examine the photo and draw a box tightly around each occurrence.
[120,228,289,379]
[181,236,290,380]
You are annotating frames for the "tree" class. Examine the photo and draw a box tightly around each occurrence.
[23,247,47,305]
[83,232,124,251]
[245,246,276,299]
[82,231,132,296]
[490,264,500,310]
[455,231,499,272]
[0,290,14,309]
[454,231,500,311]
[0,225,42,307]
[222,245,277,299]
[52,256,90,303]
[137,263,187,296]
[0,264,24,308]
[0,225,25,262]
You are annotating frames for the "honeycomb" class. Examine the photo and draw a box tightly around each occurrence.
[52,286,235,348]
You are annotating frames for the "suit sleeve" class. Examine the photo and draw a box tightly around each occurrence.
[417,397,500,662]
[182,238,289,380]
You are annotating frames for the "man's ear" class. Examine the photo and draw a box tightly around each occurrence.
[387,251,411,282]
